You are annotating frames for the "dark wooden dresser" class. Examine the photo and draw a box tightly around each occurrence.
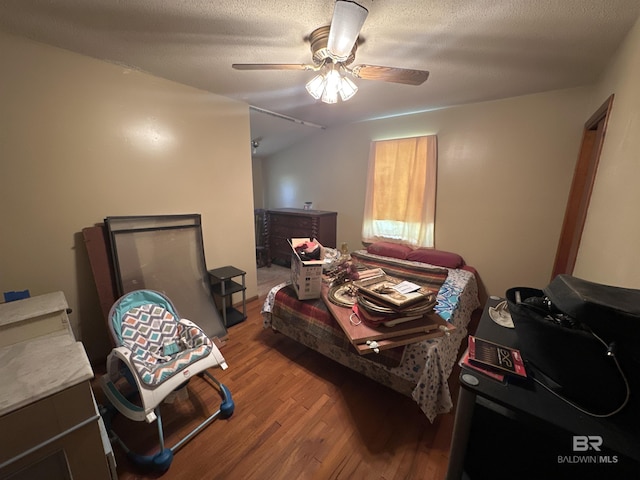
[266,208,337,266]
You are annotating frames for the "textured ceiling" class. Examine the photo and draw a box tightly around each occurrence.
[1,0,639,157]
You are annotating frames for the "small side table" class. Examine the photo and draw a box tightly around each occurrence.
[208,266,247,327]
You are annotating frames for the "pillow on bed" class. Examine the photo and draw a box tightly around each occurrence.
[406,248,464,269]
[366,241,413,260]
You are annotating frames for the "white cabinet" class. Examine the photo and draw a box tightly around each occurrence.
[0,293,116,480]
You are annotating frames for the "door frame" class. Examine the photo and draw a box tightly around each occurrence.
[551,94,614,278]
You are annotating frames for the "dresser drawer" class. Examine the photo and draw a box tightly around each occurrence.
[271,225,313,238]
[270,214,313,229]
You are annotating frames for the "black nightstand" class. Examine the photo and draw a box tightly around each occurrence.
[208,266,246,327]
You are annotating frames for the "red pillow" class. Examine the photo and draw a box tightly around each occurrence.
[367,242,413,260]
[406,248,464,269]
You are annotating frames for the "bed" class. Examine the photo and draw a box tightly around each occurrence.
[262,246,481,422]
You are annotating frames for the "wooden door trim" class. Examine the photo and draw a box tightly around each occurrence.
[551,94,614,278]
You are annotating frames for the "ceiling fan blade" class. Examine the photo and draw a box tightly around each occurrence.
[232,63,314,71]
[327,1,368,61]
[351,65,430,85]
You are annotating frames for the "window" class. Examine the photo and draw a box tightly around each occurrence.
[362,135,437,247]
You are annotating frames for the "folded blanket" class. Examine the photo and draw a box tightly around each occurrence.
[351,250,448,294]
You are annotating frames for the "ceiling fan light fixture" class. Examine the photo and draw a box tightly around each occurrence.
[321,68,341,104]
[321,88,338,104]
[339,75,358,101]
[324,68,341,92]
[327,1,368,61]
[305,74,325,99]
[306,65,358,104]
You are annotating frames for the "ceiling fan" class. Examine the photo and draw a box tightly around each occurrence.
[232,0,429,104]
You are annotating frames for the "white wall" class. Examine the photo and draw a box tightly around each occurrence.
[0,32,257,362]
[262,87,593,297]
[573,16,640,289]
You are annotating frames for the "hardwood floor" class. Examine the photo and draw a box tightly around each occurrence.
[93,280,459,480]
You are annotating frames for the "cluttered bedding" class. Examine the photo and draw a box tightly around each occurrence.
[262,245,480,421]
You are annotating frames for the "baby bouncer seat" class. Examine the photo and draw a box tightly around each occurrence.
[100,289,234,471]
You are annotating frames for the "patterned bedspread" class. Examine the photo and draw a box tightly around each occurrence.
[266,285,406,367]
[262,250,480,422]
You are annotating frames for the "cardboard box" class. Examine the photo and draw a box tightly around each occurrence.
[289,238,324,300]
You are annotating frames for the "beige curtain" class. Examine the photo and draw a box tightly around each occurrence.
[362,135,437,247]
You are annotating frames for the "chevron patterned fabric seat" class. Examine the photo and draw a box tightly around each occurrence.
[121,303,213,387]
